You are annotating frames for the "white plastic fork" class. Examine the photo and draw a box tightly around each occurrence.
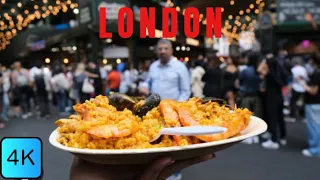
[150,126,228,143]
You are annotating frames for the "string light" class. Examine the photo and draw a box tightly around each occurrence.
[43,0,48,3]
[250,4,254,9]
[230,0,235,5]
[239,10,244,15]
[45,58,51,64]
[221,8,224,12]
[24,10,29,15]
[42,6,47,11]
[236,16,240,20]
[17,2,22,8]
[246,9,251,13]
[1,0,5,4]
[34,5,39,10]
[255,9,260,14]
[176,6,180,12]
[228,15,233,20]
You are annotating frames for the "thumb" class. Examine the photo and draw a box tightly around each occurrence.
[140,157,174,180]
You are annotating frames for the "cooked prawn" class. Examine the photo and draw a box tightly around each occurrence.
[159,100,190,146]
[177,105,250,142]
[86,120,139,139]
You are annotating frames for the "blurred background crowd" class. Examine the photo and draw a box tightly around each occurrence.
[1,40,319,154]
[0,0,319,179]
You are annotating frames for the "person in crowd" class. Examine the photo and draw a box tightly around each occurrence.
[202,57,224,99]
[191,60,205,98]
[107,64,121,93]
[34,63,51,119]
[87,61,102,97]
[239,53,263,144]
[139,39,191,180]
[73,63,88,104]
[11,61,32,119]
[50,64,71,116]
[138,60,151,83]
[289,57,309,121]
[299,53,320,157]
[120,63,139,96]
[70,154,214,180]
[223,57,239,108]
[238,51,250,72]
[0,64,10,122]
[259,54,288,150]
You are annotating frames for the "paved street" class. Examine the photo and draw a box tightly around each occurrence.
[1,113,319,180]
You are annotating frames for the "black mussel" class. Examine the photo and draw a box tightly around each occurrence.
[134,94,161,117]
[201,97,227,106]
[108,93,137,111]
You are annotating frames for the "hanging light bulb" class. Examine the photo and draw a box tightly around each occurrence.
[56,0,60,5]
[63,58,69,64]
[228,15,233,20]
[230,0,235,5]
[239,10,244,15]
[17,2,22,8]
[255,9,260,14]
[34,5,39,10]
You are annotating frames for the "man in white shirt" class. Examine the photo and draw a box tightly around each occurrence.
[290,57,308,120]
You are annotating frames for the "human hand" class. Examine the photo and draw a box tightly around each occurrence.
[70,154,215,180]
[139,86,150,96]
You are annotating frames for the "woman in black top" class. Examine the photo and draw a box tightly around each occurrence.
[223,57,239,108]
[202,57,223,98]
[300,53,320,157]
[260,54,288,150]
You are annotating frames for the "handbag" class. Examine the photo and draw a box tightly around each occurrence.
[82,78,95,94]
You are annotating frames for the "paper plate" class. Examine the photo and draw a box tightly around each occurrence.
[49,116,267,164]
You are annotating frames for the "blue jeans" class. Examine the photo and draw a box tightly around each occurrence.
[58,90,67,113]
[1,94,9,119]
[305,104,320,155]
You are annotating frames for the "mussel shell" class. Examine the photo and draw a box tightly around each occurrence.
[108,93,137,111]
[201,97,226,105]
[134,94,161,117]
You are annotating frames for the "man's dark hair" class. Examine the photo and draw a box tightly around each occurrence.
[112,63,118,71]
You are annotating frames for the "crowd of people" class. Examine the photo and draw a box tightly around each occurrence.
[0,38,319,179]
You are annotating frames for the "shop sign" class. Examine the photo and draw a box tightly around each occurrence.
[80,6,91,24]
[98,1,127,20]
[278,0,320,24]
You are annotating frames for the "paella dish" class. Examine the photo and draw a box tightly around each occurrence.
[55,93,252,149]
